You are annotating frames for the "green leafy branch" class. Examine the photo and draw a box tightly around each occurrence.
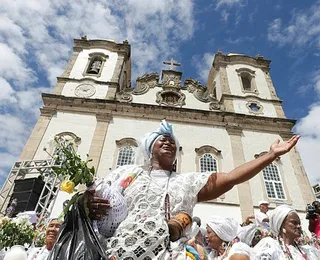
[50,137,96,217]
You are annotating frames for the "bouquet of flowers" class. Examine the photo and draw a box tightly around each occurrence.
[0,216,35,248]
[51,137,96,216]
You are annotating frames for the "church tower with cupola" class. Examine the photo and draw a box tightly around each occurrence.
[0,38,315,233]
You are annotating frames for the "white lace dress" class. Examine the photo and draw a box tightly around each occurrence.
[96,165,211,259]
[253,237,320,260]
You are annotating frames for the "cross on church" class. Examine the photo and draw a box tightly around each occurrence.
[163,58,181,70]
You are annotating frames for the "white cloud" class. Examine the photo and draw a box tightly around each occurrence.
[221,10,230,22]
[215,0,246,10]
[268,1,320,50]
[192,52,215,84]
[0,43,35,85]
[0,114,30,155]
[295,104,320,185]
[0,77,17,104]
[225,36,255,44]
[294,69,320,185]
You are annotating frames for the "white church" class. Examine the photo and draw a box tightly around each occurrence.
[0,37,315,231]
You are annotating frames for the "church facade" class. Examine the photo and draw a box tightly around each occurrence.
[0,38,315,229]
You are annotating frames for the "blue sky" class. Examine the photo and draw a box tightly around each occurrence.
[0,0,320,186]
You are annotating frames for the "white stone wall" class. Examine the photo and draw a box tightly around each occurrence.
[97,117,240,204]
[61,81,109,99]
[131,87,159,106]
[214,72,222,101]
[241,130,306,211]
[233,99,277,117]
[33,112,97,160]
[69,48,118,82]
[183,91,210,110]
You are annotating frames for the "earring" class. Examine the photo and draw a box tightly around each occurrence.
[282,228,287,234]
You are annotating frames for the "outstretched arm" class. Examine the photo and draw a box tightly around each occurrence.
[197,135,300,202]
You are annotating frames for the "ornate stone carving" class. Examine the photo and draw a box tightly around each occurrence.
[195,145,221,155]
[184,78,217,103]
[116,89,133,103]
[133,73,159,95]
[209,101,221,111]
[161,70,182,89]
[156,90,186,107]
[116,137,138,147]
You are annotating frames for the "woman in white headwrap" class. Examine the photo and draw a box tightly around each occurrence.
[254,205,320,259]
[227,242,253,260]
[206,216,239,259]
[27,219,62,260]
[81,120,299,259]
[237,224,262,247]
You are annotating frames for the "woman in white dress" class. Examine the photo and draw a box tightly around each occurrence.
[82,120,299,259]
[254,205,320,259]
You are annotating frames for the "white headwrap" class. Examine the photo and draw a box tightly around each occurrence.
[237,224,258,246]
[207,216,239,242]
[141,120,180,160]
[228,242,253,259]
[269,205,295,235]
[17,211,37,224]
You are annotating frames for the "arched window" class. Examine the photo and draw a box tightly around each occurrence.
[83,52,108,77]
[195,145,221,173]
[115,138,138,168]
[116,146,135,167]
[200,153,217,172]
[262,163,286,200]
[236,68,258,94]
[241,74,251,91]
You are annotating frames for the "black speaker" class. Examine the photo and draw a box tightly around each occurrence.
[8,177,44,216]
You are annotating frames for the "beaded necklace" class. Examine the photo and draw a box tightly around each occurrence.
[279,237,307,259]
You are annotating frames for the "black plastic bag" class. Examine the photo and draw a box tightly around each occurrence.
[47,202,107,260]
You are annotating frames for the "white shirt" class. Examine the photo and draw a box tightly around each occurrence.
[27,247,50,260]
[255,211,270,230]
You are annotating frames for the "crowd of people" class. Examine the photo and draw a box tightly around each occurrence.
[1,120,320,259]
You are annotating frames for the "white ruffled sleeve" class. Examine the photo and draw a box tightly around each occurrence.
[170,171,212,216]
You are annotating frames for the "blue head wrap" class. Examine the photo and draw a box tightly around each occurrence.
[142,120,179,159]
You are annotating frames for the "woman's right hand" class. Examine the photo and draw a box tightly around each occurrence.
[82,189,111,220]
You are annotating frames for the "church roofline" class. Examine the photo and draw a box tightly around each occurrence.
[73,38,131,58]
[40,93,296,134]
[213,51,271,70]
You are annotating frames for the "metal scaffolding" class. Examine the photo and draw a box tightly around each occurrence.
[0,159,61,218]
